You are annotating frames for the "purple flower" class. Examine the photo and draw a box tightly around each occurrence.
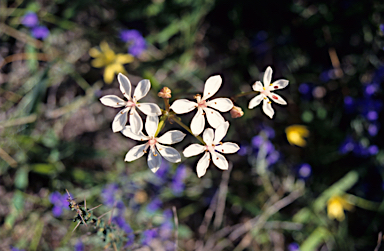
[74,240,83,251]
[155,161,170,182]
[31,26,49,40]
[142,229,157,245]
[380,24,384,33]
[298,83,313,100]
[368,124,379,136]
[119,29,146,57]
[113,215,135,246]
[147,198,162,213]
[49,191,69,217]
[11,247,25,251]
[344,96,355,113]
[171,165,187,196]
[288,242,300,251]
[366,110,378,121]
[159,209,173,239]
[251,135,263,148]
[339,137,355,154]
[364,83,379,96]
[297,163,312,179]
[237,144,250,156]
[368,145,379,155]
[266,150,280,165]
[22,12,39,27]
[101,183,119,207]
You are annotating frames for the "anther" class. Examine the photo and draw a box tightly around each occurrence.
[216,157,219,160]
[214,102,217,104]
[154,154,158,156]
[220,142,223,145]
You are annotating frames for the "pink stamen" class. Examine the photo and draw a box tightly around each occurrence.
[148,138,157,146]
[198,99,207,109]
[126,100,136,107]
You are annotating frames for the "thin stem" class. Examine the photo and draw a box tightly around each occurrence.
[169,115,205,144]
[231,91,258,101]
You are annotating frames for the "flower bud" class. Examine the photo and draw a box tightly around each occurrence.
[158,87,172,99]
[230,106,244,118]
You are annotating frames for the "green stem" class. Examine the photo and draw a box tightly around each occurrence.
[231,91,258,101]
[170,115,205,144]
[155,111,168,137]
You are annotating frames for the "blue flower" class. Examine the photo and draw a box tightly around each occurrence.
[74,240,83,251]
[142,229,157,245]
[120,29,146,57]
[31,26,49,40]
[344,96,355,113]
[171,165,187,196]
[49,191,69,217]
[147,198,162,213]
[339,137,355,154]
[297,163,312,179]
[11,247,25,251]
[380,24,384,33]
[155,160,170,183]
[368,123,379,136]
[101,183,119,207]
[159,209,173,239]
[288,242,300,251]
[22,12,39,27]
[298,83,313,100]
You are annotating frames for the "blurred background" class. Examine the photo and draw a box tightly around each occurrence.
[1,0,384,250]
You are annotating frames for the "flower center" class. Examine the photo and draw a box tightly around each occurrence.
[148,138,157,146]
[260,87,271,97]
[126,100,136,107]
[198,99,207,109]
[205,144,215,152]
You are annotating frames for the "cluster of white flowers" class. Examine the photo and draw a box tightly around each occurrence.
[99,67,289,177]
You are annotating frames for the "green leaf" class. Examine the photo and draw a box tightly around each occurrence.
[300,227,331,251]
[31,163,56,175]
[15,166,29,190]
[313,171,359,212]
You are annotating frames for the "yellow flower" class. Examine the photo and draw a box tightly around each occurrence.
[89,41,134,84]
[327,196,353,221]
[285,125,309,147]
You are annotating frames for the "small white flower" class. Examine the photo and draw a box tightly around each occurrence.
[183,122,239,178]
[170,75,233,136]
[100,73,162,133]
[248,66,289,119]
[122,115,186,173]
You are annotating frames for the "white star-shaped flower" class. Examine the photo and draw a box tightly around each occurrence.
[248,66,289,119]
[122,115,186,173]
[183,122,239,178]
[100,73,162,133]
[170,75,234,136]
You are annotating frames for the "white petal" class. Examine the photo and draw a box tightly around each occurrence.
[268,93,287,105]
[100,95,127,108]
[268,79,289,91]
[211,151,228,170]
[148,148,162,173]
[125,144,147,162]
[183,144,206,158]
[252,81,263,92]
[121,126,149,141]
[170,99,197,114]
[206,98,233,112]
[262,98,274,119]
[263,66,273,86]
[190,108,205,136]
[213,121,229,144]
[204,107,225,128]
[202,75,222,100]
[118,73,132,100]
[137,102,162,116]
[196,152,210,178]
[156,143,181,163]
[215,142,240,154]
[112,107,130,132]
[203,128,214,145]
[157,130,186,144]
[145,115,158,137]
[129,108,143,134]
[133,79,151,101]
[248,94,263,109]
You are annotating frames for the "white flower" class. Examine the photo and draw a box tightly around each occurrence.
[100,73,162,133]
[170,75,233,136]
[122,115,186,173]
[183,122,239,178]
[248,66,289,119]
